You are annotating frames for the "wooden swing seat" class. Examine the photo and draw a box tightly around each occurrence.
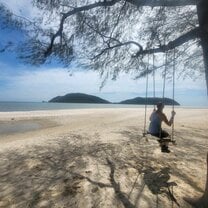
[157,138,177,145]
[143,132,176,144]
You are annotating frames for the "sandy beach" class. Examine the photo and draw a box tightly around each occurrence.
[0,107,207,208]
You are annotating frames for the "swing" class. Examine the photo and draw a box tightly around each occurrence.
[142,49,176,146]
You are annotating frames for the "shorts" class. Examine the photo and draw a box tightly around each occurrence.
[150,130,169,139]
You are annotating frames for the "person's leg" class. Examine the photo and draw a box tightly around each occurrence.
[160,130,169,138]
[150,132,170,153]
[160,130,170,153]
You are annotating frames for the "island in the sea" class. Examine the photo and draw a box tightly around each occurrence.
[119,97,180,105]
[49,93,180,105]
[49,93,111,104]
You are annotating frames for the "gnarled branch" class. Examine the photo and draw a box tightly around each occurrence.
[44,0,198,57]
[44,0,121,57]
[134,27,200,57]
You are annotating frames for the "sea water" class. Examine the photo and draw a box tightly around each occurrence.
[0,102,207,112]
[0,101,146,112]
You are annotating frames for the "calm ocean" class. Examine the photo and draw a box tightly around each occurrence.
[0,102,207,112]
[0,102,145,112]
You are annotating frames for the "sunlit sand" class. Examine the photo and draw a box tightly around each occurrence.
[0,107,207,207]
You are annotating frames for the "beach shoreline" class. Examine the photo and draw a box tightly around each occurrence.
[0,107,207,207]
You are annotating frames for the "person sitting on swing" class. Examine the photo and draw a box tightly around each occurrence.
[148,102,176,153]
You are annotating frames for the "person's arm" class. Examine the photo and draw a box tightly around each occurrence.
[159,111,176,126]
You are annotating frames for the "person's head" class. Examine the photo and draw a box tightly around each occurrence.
[156,102,164,111]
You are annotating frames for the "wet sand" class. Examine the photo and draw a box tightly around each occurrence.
[0,107,207,207]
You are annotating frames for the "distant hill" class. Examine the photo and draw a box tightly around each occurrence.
[119,97,180,105]
[49,93,180,105]
[49,93,111,104]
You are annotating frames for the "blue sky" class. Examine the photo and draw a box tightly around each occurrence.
[0,0,208,106]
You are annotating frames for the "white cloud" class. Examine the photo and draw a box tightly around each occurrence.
[0,66,144,101]
[1,0,38,18]
[0,66,207,106]
[0,68,99,101]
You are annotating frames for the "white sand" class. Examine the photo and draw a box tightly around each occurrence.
[0,107,207,208]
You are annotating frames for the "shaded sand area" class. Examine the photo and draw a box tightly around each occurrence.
[0,107,207,208]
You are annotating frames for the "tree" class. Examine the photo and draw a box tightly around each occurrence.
[0,0,208,92]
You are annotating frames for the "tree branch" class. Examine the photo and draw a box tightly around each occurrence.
[82,14,143,52]
[127,0,197,7]
[44,0,121,57]
[44,0,198,57]
[108,0,127,45]
[84,20,120,45]
[134,27,200,57]
[93,40,143,60]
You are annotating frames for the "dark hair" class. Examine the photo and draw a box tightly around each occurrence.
[157,102,164,109]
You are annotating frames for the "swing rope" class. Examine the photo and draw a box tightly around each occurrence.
[162,51,168,101]
[159,51,168,138]
[153,52,156,110]
[143,49,176,143]
[171,48,176,142]
[143,53,150,137]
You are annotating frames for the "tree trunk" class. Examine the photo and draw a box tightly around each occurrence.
[197,0,208,94]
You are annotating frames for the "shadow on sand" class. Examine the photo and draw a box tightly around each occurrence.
[0,130,206,207]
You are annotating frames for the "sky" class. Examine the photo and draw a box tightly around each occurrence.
[0,0,208,107]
